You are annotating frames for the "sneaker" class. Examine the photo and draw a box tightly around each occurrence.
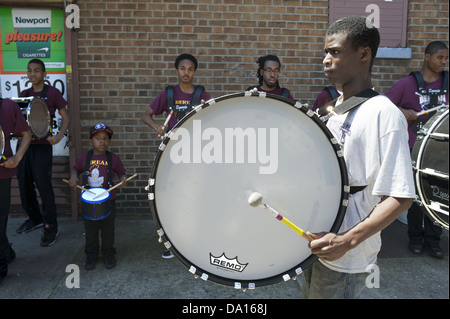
[16,219,43,234]
[104,254,116,269]
[85,255,97,270]
[162,249,174,259]
[40,224,59,247]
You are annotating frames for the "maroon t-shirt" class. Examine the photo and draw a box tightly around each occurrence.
[384,74,449,148]
[19,85,67,144]
[73,151,126,200]
[0,99,30,178]
[149,84,211,130]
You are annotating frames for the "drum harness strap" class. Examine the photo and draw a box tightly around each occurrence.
[166,85,205,120]
[24,84,49,100]
[324,86,340,100]
[317,88,380,195]
[410,71,449,106]
[82,150,113,189]
[410,71,449,131]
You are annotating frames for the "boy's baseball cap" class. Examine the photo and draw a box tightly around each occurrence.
[90,123,113,139]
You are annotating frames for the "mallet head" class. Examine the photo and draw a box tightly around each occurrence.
[248,192,263,207]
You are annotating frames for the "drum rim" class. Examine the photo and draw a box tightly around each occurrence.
[28,98,51,139]
[0,125,5,162]
[148,91,349,288]
[81,187,111,203]
[412,108,449,230]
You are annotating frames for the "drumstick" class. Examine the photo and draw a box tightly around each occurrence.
[248,192,313,242]
[158,110,173,139]
[416,104,447,116]
[93,173,138,199]
[62,179,95,194]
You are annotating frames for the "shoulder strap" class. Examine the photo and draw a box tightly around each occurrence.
[40,85,49,99]
[191,85,204,107]
[442,71,449,94]
[106,151,113,188]
[281,88,290,98]
[334,89,379,115]
[318,88,379,118]
[82,150,94,187]
[325,86,339,100]
[165,86,174,111]
[410,71,427,94]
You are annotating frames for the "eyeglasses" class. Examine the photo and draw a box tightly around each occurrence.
[263,69,280,75]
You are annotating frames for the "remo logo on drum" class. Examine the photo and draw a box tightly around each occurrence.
[209,253,249,273]
[168,120,279,175]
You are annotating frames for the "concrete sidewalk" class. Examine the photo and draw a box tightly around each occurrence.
[0,217,448,299]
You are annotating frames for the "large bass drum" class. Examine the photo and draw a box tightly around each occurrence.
[147,92,349,289]
[411,108,449,230]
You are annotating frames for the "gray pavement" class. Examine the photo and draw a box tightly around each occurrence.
[1,217,448,300]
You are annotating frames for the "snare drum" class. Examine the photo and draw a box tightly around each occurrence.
[148,92,349,289]
[11,97,51,139]
[81,188,112,221]
[411,108,449,230]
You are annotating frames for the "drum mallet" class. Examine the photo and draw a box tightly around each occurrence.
[248,192,313,242]
[92,173,138,199]
[158,110,173,139]
[62,179,95,194]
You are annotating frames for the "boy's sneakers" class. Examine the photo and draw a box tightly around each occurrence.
[40,224,59,247]
[162,249,174,259]
[16,219,43,234]
[85,255,97,270]
[104,253,116,269]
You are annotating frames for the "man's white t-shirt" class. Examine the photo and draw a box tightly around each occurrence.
[321,95,416,273]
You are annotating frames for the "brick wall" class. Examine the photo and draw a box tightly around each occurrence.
[73,0,448,217]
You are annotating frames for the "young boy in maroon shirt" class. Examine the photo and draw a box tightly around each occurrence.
[69,123,127,270]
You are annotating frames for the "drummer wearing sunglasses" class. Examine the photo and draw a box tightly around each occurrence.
[301,16,415,299]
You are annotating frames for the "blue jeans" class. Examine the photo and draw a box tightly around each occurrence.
[301,260,367,299]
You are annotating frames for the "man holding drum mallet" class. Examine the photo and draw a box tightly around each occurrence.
[69,123,127,270]
[142,53,211,259]
[0,98,32,285]
[301,16,415,298]
[385,41,448,258]
[15,59,70,247]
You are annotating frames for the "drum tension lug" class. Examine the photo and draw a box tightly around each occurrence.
[156,228,164,243]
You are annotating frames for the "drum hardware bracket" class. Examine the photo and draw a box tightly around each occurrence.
[189,265,197,275]
[159,143,166,151]
[282,274,291,282]
[156,228,165,243]
[163,241,172,250]
[200,273,208,281]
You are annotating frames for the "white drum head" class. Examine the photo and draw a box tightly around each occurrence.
[149,92,348,288]
[81,187,110,203]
